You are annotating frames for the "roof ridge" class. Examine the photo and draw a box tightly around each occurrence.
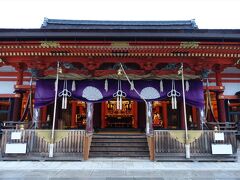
[41,18,198,29]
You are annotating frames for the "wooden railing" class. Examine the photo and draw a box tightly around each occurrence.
[205,122,237,131]
[154,130,237,161]
[0,129,86,161]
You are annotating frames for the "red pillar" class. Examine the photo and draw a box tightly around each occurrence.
[71,101,77,128]
[12,65,24,121]
[192,107,197,127]
[101,102,106,128]
[162,102,168,128]
[41,106,47,125]
[133,101,138,128]
[79,103,84,127]
[215,69,226,122]
[79,104,84,114]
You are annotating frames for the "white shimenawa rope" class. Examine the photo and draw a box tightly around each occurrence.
[120,63,147,104]
[120,63,151,134]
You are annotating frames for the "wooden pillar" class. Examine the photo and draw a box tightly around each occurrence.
[215,68,226,122]
[101,102,106,128]
[192,107,197,125]
[71,101,77,128]
[41,106,48,126]
[162,102,168,128]
[138,102,146,130]
[12,65,24,121]
[79,104,84,115]
[133,101,138,128]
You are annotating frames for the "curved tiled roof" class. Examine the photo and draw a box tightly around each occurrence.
[1,18,240,41]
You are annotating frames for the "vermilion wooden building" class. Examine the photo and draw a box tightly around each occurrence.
[0,19,239,161]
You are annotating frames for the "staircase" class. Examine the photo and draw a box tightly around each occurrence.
[89,133,149,158]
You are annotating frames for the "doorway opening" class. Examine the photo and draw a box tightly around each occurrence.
[101,98,138,129]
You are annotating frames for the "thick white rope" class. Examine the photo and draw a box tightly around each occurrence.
[119,63,147,105]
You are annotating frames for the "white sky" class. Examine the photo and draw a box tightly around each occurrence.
[0,0,240,29]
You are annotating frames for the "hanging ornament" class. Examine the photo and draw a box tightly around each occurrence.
[113,80,126,110]
[71,80,76,91]
[185,80,190,92]
[167,80,181,109]
[160,80,164,92]
[104,79,108,92]
[58,80,72,109]
[130,80,134,90]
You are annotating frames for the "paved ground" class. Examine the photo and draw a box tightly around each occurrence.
[0,147,239,180]
[0,157,240,180]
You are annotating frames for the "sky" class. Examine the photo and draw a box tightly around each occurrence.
[0,0,240,29]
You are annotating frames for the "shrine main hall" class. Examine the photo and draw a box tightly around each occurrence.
[0,19,239,161]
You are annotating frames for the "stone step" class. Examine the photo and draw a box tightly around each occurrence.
[93,134,146,139]
[89,151,150,157]
[89,133,149,158]
[91,142,148,147]
[90,146,149,152]
[91,138,147,143]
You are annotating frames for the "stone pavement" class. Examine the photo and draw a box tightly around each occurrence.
[0,157,240,180]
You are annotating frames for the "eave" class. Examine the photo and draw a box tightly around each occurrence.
[0,29,240,42]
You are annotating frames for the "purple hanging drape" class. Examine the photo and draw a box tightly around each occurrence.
[34,79,204,108]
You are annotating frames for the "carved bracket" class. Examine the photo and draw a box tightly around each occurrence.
[141,62,155,72]
[83,60,101,75]
[212,64,225,73]
[14,62,27,72]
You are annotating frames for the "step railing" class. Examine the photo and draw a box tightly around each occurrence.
[147,136,154,161]
[83,133,92,160]
[0,129,86,160]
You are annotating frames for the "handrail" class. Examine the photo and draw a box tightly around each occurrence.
[1,121,30,129]
[205,122,237,131]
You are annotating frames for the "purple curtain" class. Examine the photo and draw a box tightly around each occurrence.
[34,79,204,108]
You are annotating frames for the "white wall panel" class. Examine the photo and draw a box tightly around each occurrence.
[223,82,240,95]
[0,81,15,94]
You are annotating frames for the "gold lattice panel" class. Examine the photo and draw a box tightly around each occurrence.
[169,130,203,144]
[36,130,69,144]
